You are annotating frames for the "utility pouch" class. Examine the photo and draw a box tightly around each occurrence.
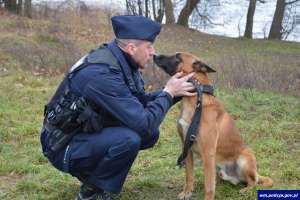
[46,91,81,133]
[47,129,76,153]
[42,45,122,154]
[44,90,103,153]
[77,105,103,133]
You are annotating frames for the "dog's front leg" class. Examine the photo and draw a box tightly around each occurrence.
[202,150,216,200]
[199,128,218,200]
[178,150,194,200]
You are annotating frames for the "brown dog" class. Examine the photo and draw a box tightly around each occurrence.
[153,52,273,200]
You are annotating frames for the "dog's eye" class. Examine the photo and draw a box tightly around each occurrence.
[175,53,182,64]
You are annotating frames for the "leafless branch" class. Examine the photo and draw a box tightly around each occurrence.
[285,0,300,5]
[194,6,222,26]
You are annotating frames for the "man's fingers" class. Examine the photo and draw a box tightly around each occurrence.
[182,82,194,87]
[181,72,195,81]
[183,91,197,96]
[173,71,183,78]
[184,85,195,91]
[167,71,197,97]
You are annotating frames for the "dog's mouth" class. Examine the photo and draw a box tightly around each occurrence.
[153,54,180,76]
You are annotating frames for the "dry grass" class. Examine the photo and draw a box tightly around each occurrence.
[152,25,300,96]
[1,9,299,95]
[0,8,299,200]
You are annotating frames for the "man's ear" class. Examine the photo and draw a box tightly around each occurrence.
[126,43,137,56]
[192,61,216,73]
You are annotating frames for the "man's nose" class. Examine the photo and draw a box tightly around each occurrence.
[150,47,156,56]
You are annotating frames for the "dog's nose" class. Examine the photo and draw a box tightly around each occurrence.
[153,54,161,61]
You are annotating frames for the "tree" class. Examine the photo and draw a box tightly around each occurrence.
[24,0,32,18]
[4,0,18,13]
[126,0,138,15]
[125,0,165,23]
[281,2,300,39]
[17,0,23,15]
[244,0,257,38]
[138,0,143,15]
[124,0,201,27]
[152,0,165,23]
[177,0,201,27]
[3,0,32,17]
[244,0,266,38]
[164,0,175,24]
[268,0,300,39]
[190,0,222,30]
[145,0,149,18]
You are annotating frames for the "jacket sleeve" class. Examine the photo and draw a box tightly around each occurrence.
[83,67,173,137]
[141,90,182,105]
[139,90,162,105]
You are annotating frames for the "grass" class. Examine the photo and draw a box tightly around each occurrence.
[0,9,299,200]
[0,72,299,200]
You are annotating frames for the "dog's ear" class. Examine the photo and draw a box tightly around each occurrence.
[193,61,216,73]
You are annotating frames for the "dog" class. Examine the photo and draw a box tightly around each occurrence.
[153,52,273,200]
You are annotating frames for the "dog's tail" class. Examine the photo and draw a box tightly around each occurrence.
[257,175,273,187]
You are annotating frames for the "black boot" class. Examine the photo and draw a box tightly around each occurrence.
[98,191,118,200]
[75,183,99,200]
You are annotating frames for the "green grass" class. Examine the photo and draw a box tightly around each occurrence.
[0,10,299,200]
[0,72,299,200]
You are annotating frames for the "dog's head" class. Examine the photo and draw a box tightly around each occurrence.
[153,52,216,77]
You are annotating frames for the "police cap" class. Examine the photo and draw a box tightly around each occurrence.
[111,15,161,43]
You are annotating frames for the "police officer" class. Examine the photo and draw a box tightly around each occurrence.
[40,15,196,200]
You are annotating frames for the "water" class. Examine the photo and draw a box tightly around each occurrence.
[187,0,300,42]
[34,0,300,42]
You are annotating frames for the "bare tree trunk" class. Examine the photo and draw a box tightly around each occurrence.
[268,0,285,39]
[138,0,143,15]
[4,0,17,13]
[177,0,201,27]
[126,0,130,13]
[24,0,32,18]
[156,0,165,23]
[152,0,157,21]
[17,0,22,15]
[244,0,257,38]
[164,0,175,24]
[43,3,49,18]
[145,0,149,18]
[150,0,164,23]
[126,0,137,15]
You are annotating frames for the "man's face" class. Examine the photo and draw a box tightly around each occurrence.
[129,41,156,69]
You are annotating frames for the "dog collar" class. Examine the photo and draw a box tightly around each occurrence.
[188,79,214,97]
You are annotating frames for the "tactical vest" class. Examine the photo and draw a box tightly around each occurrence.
[43,45,144,153]
[46,44,143,113]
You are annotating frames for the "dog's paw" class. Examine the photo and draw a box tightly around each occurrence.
[178,191,192,200]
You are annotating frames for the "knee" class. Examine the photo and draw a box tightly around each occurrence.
[140,130,159,150]
[125,131,141,152]
[104,132,141,161]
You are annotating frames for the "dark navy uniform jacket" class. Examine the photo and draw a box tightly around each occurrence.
[69,40,173,137]
[41,40,175,175]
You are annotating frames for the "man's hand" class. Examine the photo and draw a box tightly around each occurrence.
[163,72,197,98]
